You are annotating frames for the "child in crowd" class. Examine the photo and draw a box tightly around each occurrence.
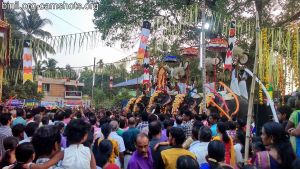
[3,142,35,169]
[0,137,18,169]
[61,119,96,169]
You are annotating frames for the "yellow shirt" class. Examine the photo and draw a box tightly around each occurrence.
[98,138,119,163]
[161,148,197,169]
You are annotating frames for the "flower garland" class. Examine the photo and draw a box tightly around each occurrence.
[172,94,186,115]
[292,25,299,88]
[147,91,162,112]
[277,55,285,104]
[125,98,136,113]
[259,84,263,104]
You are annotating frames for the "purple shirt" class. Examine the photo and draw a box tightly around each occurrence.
[127,148,153,169]
[160,129,168,142]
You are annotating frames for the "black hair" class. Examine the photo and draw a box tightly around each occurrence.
[237,118,246,128]
[149,120,162,137]
[63,109,72,118]
[105,111,112,117]
[217,122,230,143]
[65,119,91,144]
[83,131,94,148]
[209,113,219,120]
[101,123,112,139]
[41,116,50,125]
[227,121,236,130]
[207,141,225,169]
[54,121,65,132]
[158,114,166,122]
[252,141,265,152]
[12,124,25,138]
[54,111,64,121]
[0,113,12,125]
[193,120,203,128]
[176,155,199,169]
[26,112,33,119]
[192,124,201,140]
[95,139,113,168]
[88,114,97,125]
[183,110,193,119]
[263,122,296,169]
[119,117,126,128]
[163,119,174,129]
[0,137,19,169]
[13,143,35,169]
[236,130,245,146]
[16,108,24,117]
[277,106,293,119]
[199,126,212,142]
[99,117,111,127]
[176,115,183,125]
[31,125,61,158]
[169,127,186,146]
[148,114,158,123]
[25,122,39,137]
[141,111,148,121]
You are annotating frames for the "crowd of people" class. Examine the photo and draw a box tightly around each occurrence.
[0,97,299,169]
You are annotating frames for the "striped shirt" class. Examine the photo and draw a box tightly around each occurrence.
[0,125,12,157]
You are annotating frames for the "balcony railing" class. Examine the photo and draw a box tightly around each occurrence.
[65,91,82,99]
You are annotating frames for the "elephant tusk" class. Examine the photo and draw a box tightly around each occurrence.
[208,99,231,120]
[218,81,240,117]
[204,84,230,113]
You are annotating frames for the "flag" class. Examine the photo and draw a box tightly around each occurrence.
[23,40,33,83]
[137,21,151,63]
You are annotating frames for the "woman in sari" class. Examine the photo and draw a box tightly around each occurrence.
[255,122,296,169]
[213,122,235,166]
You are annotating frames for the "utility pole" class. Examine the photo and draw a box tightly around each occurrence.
[244,2,260,164]
[91,57,96,106]
[200,0,207,113]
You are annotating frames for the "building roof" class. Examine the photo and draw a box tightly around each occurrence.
[41,77,84,86]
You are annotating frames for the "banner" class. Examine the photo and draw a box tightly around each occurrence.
[224,20,236,71]
[23,40,33,83]
[37,75,42,93]
[137,21,151,63]
[143,47,150,84]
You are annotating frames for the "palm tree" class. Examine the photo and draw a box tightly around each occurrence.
[5,8,55,63]
[42,58,58,72]
[34,60,44,76]
[17,9,55,64]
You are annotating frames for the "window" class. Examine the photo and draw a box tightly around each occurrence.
[42,84,50,92]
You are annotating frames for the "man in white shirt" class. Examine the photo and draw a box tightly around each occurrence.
[189,126,212,165]
[110,120,125,168]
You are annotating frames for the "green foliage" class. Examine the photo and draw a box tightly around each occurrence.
[2,80,43,101]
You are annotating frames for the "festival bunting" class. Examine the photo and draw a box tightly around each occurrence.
[23,40,33,83]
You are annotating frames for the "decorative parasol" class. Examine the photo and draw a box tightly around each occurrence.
[206,37,228,52]
[131,62,142,71]
[181,47,199,58]
[162,55,179,63]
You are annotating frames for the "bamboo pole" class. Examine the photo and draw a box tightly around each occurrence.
[244,3,260,164]
[200,0,207,113]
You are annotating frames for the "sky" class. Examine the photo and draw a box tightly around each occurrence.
[12,0,137,67]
